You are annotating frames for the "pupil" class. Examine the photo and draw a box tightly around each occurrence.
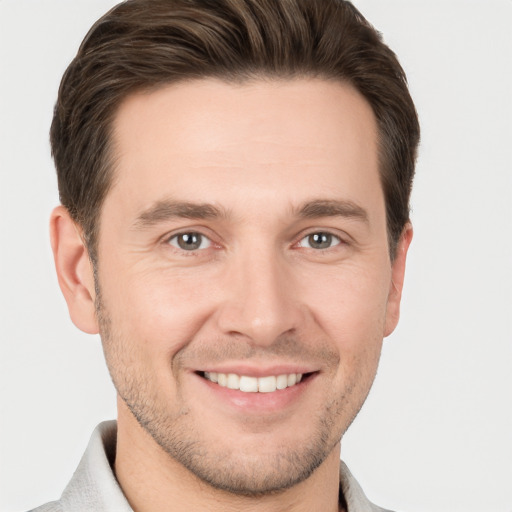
[178,233,201,250]
[309,233,331,249]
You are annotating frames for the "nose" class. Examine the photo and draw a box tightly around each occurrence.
[215,248,304,347]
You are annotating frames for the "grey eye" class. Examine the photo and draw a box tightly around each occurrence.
[299,232,341,250]
[169,232,211,251]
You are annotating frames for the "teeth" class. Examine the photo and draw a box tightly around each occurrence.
[217,373,227,387]
[276,374,288,390]
[239,375,258,392]
[204,372,304,392]
[258,376,276,393]
[227,373,239,390]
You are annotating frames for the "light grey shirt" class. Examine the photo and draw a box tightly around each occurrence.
[29,421,392,512]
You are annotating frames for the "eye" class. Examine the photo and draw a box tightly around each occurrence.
[298,232,342,250]
[168,232,212,251]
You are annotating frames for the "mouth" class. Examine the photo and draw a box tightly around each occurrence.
[199,371,312,393]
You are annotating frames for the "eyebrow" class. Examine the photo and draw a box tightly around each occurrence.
[295,199,369,224]
[131,197,369,230]
[132,200,226,230]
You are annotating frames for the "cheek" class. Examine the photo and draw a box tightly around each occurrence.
[99,265,219,359]
[303,263,391,350]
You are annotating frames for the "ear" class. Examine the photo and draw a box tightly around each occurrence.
[384,224,413,337]
[50,206,99,334]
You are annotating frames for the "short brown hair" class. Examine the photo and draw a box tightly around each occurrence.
[51,0,419,262]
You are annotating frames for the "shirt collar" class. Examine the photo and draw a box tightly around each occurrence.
[60,421,132,512]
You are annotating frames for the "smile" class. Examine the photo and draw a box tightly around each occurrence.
[203,372,304,393]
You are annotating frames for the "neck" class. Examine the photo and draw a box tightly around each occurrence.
[114,401,343,512]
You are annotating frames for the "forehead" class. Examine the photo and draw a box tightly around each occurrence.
[107,78,381,221]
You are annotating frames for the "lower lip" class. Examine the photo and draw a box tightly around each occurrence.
[196,373,315,413]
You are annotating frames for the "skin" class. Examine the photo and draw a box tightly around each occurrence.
[51,78,412,512]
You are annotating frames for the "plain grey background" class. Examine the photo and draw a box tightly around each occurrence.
[1,1,511,511]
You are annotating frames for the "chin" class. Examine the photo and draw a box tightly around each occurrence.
[127,397,342,496]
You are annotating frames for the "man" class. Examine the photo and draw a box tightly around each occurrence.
[34,0,419,510]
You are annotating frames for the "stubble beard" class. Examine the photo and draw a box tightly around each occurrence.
[95,287,378,497]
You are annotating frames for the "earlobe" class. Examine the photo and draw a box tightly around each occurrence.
[384,224,413,337]
[50,206,99,334]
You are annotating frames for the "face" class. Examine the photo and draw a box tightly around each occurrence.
[89,79,408,495]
